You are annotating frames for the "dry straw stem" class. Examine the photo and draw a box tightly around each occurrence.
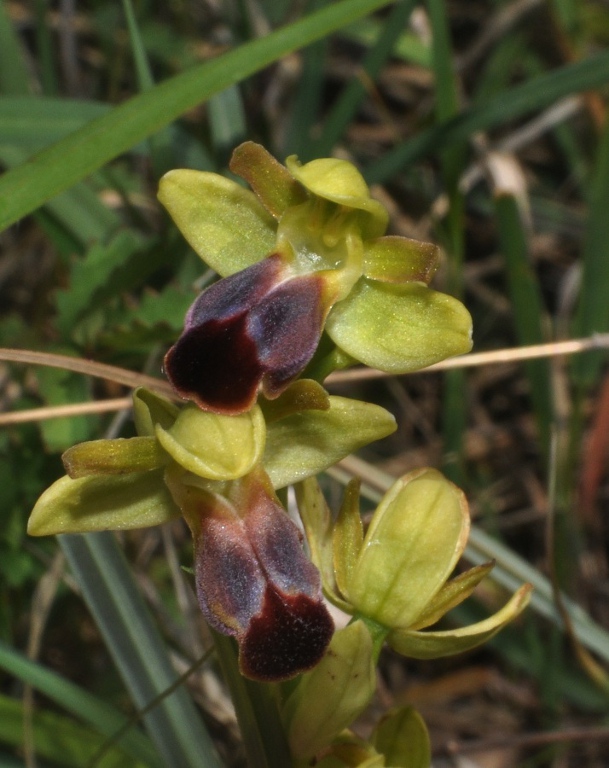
[1,335,609,425]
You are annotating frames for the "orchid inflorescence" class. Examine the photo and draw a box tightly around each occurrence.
[28,143,530,766]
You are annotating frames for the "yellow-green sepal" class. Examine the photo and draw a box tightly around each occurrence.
[326,280,473,373]
[158,169,276,276]
[155,404,266,480]
[27,469,181,536]
[282,620,376,760]
[387,584,532,659]
[346,469,469,629]
[264,397,396,488]
[371,706,431,768]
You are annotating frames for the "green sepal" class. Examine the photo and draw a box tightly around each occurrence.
[264,397,396,489]
[282,621,376,760]
[371,706,431,768]
[158,169,276,276]
[346,469,469,629]
[332,479,363,599]
[326,280,473,373]
[155,404,266,480]
[410,561,495,631]
[27,469,181,536]
[387,584,532,660]
[286,156,388,240]
[363,236,438,284]
[229,141,307,219]
[62,436,167,478]
[132,387,179,436]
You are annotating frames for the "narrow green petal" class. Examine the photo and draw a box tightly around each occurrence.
[333,479,364,599]
[371,706,431,768]
[264,396,396,488]
[132,387,179,436]
[62,436,167,478]
[295,477,349,611]
[155,405,265,480]
[387,584,532,659]
[27,470,181,536]
[410,562,495,631]
[326,280,473,373]
[260,379,330,423]
[282,621,376,760]
[158,169,277,276]
[347,469,469,629]
[363,236,438,284]
[229,141,306,219]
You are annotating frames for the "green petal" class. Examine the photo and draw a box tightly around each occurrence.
[363,236,438,284]
[264,396,396,488]
[260,378,330,423]
[295,477,349,611]
[132,387,179,436]
[229,141,306,219]
[27,469,180,536]
[346,469,469,629]
[158,169,277,276]
[333,479,364,599]
[62,436,167,478]
[371,706,431,768]
[155,404,265,480]
[282,621,376,760]
[410,562,495,630]
[326,280,473,373]
[387,584,532,659]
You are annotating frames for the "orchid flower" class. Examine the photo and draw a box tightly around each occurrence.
[159,142,473,414]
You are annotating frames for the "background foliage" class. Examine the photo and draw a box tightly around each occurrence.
[2,0,609,765]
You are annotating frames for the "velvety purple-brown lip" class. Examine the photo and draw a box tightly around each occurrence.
[192,476,334,681]
[164,253,327,415]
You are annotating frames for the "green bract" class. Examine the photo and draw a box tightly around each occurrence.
[297,469,532,660]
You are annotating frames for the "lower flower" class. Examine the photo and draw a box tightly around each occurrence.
[166,465,334,681]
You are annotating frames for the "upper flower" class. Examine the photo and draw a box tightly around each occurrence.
[159,142,473,414]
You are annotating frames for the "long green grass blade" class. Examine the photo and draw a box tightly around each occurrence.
[0,1,30,95]
[0,644,159,767]
[60,532,221,768]
[365,50,609,183]
[0,0,394,233]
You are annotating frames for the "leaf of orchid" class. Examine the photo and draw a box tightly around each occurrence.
[410,562,495,631]
[158,169,276,276]
[333,479,364,599]
[282,620,376,760]
[27,469,181,536]
[363,236,438,284]
[371,706,431,768]
[387,584,533,660]
[155,404,265,480]
[62,437,167,478]
[286,156,388,239]
[229,141,306,219]
[263,396,396,488]
[260,378,330,423]
[347,469,469,629]
[325,280,473,373]
[295,477,348,610]
[132,387,179,436]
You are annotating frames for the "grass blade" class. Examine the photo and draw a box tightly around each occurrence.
[60,532,222,768]
[0,0,394,233]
